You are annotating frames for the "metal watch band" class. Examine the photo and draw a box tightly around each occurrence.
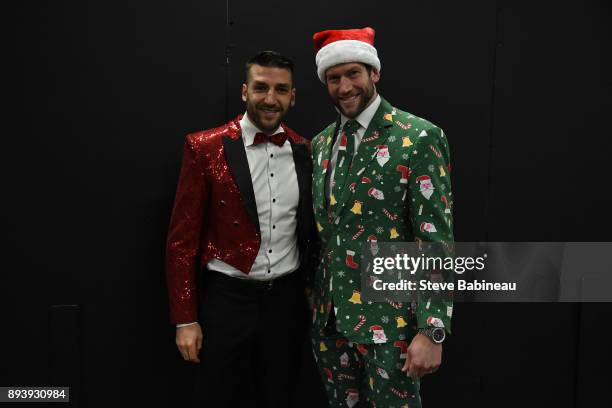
[418,327,445,344]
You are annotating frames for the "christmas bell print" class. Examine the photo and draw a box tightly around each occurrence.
[402,136,413,147]
[396,316,408,328]
[439,165,446,177]
[348,290,362,304]
[320,341,328,352]
[390,227,400,239]
[350,200,363,215]
[330,193,337,206]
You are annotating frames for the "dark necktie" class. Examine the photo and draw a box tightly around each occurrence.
[253,132,288,147]
[330,120,359,206]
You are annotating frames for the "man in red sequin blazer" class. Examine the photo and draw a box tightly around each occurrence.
[165,51,315,407]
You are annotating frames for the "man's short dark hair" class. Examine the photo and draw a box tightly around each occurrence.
[245,51,295,84]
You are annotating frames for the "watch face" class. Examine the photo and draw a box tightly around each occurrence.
[432,328,445,343]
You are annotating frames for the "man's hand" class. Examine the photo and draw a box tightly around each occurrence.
[176,323,203,363]
[401,333,442,379]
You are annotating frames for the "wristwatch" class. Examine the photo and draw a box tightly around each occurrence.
[418,327,446,344]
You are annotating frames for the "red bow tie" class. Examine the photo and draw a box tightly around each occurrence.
[253,132,288,147]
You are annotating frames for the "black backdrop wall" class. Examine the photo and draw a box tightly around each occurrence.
[3,1,611,407]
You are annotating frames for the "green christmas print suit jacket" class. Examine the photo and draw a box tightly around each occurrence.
[311,97,454,344]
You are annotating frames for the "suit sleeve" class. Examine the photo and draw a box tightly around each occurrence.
[407,125,454,334]
[165,135,208,325]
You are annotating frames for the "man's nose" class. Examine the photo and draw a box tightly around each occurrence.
[264,89,277,104]
[339,76,353,94]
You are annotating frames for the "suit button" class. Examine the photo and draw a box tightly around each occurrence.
[220,200,226,206]
[233,221,239,227]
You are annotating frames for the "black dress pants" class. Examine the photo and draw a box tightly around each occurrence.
[191,269,305,408]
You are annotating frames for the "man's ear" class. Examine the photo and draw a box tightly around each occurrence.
[290,88,296,107]
[241,83,247,102]
[371,68,381,84]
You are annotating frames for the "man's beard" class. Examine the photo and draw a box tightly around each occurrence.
[246,102,287,132]
[334,81,376,118]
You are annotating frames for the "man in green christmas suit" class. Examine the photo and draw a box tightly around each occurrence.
[310,27,454,407]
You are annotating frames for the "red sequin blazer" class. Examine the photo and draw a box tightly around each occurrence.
[165,116,315,324]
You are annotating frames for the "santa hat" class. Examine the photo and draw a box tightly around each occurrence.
[313,27,381,82]
[415,175,431,184]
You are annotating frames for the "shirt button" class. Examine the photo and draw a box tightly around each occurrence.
[272,225,276,229]
[267,269,271,273]
[272,198,276,203]
[270,173,274,177]
[270,153,274,158]
[268,249,272,254]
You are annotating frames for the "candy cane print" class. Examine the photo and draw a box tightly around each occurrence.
[382,208,398,220]
[429,144,442,158]
[390,387,408,399]
[354,314,366,332]
[352,225,365,240]
[385,298,403,309]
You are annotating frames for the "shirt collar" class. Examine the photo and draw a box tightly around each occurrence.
[240,112,285,147]
[339,94,381,131]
